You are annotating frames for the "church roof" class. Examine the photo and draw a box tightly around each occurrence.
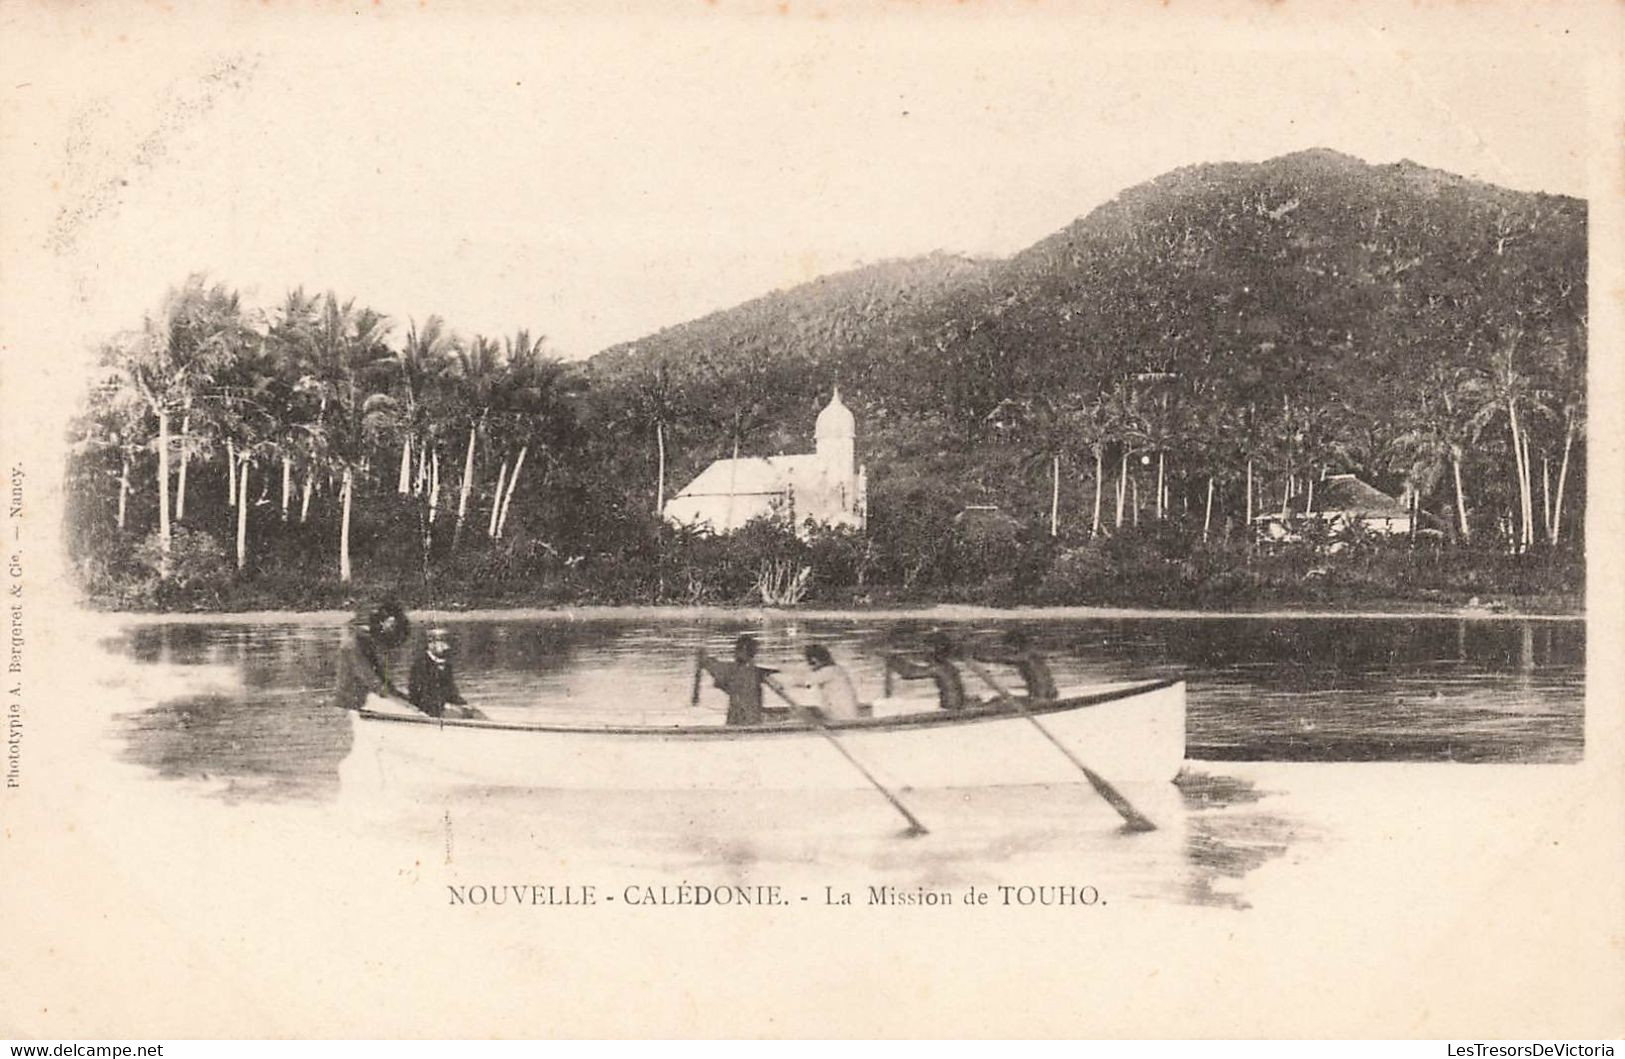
[815,388,854,437]
[674,454,829,497]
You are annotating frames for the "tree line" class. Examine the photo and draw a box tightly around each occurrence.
[65,149,1586,610]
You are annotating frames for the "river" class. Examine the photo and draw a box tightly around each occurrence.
[80,611,1583,914]
[102,612,1583,802]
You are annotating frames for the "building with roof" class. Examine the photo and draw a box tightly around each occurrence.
[1252,473,1416,541]
[662,390,868,535]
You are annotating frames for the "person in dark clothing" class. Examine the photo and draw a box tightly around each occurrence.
[885,631,969,712]
[335,599,411,711]
[972,629,1058,701]
[409,627,481,719]
[698,635,781,726]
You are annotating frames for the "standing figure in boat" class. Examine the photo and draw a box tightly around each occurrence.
[698,635,780,726]
[884,632,968,712]
[797,644,862,721]
[336,599,411,711]
[971,629,1058,702]
[409,627,480,720]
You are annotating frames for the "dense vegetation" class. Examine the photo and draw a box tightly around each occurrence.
[65,150,1585,612]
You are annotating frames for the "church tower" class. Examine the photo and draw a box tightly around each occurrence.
[814,388,858,521]
[815,388,856,476]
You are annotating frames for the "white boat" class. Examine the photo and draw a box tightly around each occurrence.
[341,678,1186,794]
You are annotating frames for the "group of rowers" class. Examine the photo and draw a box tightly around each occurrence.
[695,628,1056,726]
[336,598,1057,726]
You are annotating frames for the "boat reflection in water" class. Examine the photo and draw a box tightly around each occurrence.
[102,613,1583,910]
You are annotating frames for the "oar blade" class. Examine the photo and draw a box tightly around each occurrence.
[964,657,1159,833]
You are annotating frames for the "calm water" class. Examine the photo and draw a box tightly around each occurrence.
[103,614,1585,803]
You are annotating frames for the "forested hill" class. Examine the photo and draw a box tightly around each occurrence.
[591,147,1583,440]
[64,148,1587,613]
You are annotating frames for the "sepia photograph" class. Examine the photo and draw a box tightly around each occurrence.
[1,0,1620,1041]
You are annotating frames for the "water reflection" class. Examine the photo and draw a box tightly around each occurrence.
[97,613,1582,907]
[108,614,1584,784]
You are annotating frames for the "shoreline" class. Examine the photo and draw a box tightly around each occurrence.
[80,601,1586,625]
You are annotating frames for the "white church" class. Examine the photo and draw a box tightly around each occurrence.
[663,389,869,535]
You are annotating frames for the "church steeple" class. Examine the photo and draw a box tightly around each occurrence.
[814,388,855,477]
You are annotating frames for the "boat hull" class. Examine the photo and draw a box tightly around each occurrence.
[342,679,1186,794]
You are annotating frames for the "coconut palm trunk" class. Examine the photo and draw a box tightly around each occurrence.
[176,413,190,521]
[488,460,509,537]
[496,446,527,539]
[1155,452,1165,520]
[339,469,354,583]
[301,469,315,524]
[1541,456,1552,540]
[281,456,292,521]
[1551,416,1574,546]
[236,460,250,571]
[429,451,441,524]
[655,421,667,515]
[1452,450,1470,542]
[1049,453,1060,537]
[1519,427,1535,549]
[117,453,130,529]
[454,421,477,549]
[1203,477,1215,541]
[1507,400,1532,549]
[1114,451,1127,528]
[1090,448,1103,539]
[1245,459,1254,526]
[226,438,237,507]
[397,436,412,495]
[156,408,172,577]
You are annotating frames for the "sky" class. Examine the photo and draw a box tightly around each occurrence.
[1,1,1598,367]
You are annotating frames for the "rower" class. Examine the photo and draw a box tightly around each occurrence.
[698,635,780,726]
[884,631,968,712]
[795,644,862,722]
[335,598,412,711]
[409,627,484,720]
[971,629,1058,702]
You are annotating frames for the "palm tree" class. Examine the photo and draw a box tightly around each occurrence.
[489,332,582,539]
[1390,365,1475,542]
[1465,329,1551,551]
[294,293,394,582]
[1070,394,1113,539]
[623,359,683,516]
[210,333,283,570]
[1104,380,1147,530]
[107,277,247,577]
[74,358,146,532]
[393,317,454,497]
[448,335,505,550]
[1133,372,1183,522]
[1543,324,1585,548]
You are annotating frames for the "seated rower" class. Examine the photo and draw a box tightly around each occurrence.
[796,644,862,722]
[971,629,1058,702]
[409,626,483,720]
[884,631,968,712]
[336,598,412,711]
[699,635,780,726]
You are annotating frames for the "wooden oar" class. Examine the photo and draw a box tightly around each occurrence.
[765,677,928,838]
[963,658,1157,833]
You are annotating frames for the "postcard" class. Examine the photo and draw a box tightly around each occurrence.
[1,0,1620,1039]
